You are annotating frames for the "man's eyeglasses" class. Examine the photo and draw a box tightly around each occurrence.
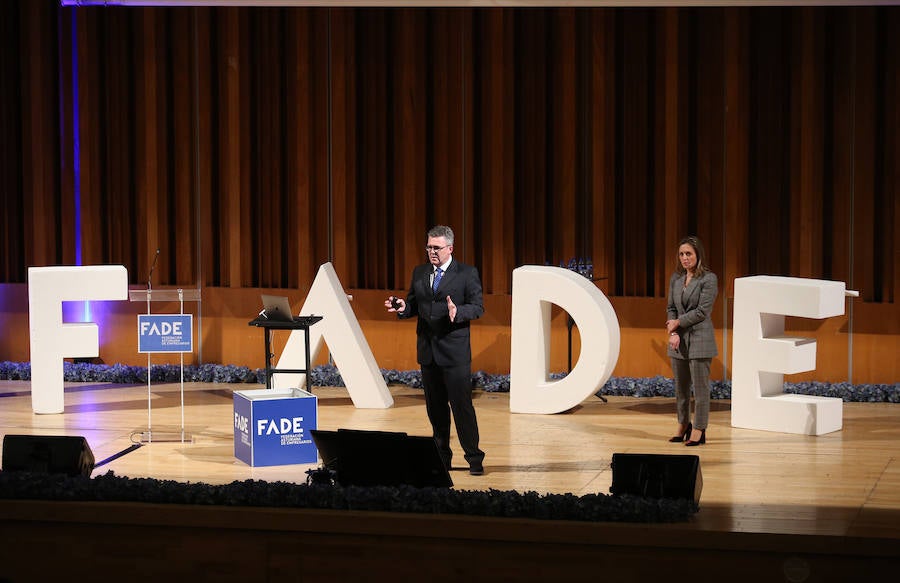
[425,245,448,253]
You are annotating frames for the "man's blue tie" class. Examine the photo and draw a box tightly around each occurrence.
[432,267,443,293]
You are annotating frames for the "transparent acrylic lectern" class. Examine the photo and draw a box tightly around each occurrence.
[128,288,201,443]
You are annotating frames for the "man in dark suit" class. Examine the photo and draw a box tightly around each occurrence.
[385,225,486,475]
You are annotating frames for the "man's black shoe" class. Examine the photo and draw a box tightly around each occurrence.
[469,464,484,476]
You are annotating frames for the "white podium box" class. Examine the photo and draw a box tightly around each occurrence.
[233,388,318,467]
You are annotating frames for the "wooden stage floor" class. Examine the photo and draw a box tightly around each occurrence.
[2,379,899,541]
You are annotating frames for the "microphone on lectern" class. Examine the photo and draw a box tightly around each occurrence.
[148,248,160,291]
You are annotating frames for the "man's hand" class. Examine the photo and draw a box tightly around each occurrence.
[447,295,457,322]
[385,296,405,313]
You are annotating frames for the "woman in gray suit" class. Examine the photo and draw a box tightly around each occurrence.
[666,236,718,446]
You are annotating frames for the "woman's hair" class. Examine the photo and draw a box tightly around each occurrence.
[675,235,709,277]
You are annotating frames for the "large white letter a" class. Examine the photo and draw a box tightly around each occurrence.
[274,262,393,409]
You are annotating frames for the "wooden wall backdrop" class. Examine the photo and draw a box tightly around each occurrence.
[0,1,897,382]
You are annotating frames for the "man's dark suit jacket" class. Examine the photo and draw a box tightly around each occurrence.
[398,259,484,367]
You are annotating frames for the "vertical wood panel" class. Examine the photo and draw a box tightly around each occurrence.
[0,2,24,279]
[132,9,161,280]
[723,9,750,299]
[394,10,428,289]
[888,9,899,304]
[219,8,243,288]
[238,12,253,288]
[475,9,516,295]
[21,0,63,269]
[76,9,101,267]
[430,9,473,266]
[253,10,280,288]
[457,10,477,269]
[617,9,651,296]
[589,9,616,295]
[195,8,214,288]
[431,10,452,225]
[515,10,549,267]
[656,8,683,297]
[104,9,136,276]
[694,9,725,279]
[311,9,334,287]
[355,10,389,289]
[152,12,173,285]
[330,8,358,287]
[748,8,791,276]
[57,7,78,269]
[279,11,312,287]
[172,11,196,285]
[552,9,578,265]
[790,8,825,279]
[852,9,876,301]
[829,8,854,287]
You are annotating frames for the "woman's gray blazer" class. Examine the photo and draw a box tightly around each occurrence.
[666,271,718,360]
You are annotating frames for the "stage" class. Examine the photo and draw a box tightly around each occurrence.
[1,379,899,580]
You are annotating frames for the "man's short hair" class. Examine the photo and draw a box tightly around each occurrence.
[427,225,454,246]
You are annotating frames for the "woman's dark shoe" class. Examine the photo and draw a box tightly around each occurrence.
[668,423,692,443]
[684,428,706,446]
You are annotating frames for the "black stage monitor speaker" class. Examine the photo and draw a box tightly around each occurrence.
[610,453,702,504]
[1,435,95,477]
[311,428,452,488]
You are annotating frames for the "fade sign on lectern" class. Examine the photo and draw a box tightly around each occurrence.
[137,314,193,353]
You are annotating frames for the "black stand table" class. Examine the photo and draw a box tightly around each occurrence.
[248,315,323,390]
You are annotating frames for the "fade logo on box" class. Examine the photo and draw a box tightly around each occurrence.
[234,413,250,446]
[258,416,308,445]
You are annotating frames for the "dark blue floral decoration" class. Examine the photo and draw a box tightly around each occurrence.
[1,361,897,403]
[0,470,698,523]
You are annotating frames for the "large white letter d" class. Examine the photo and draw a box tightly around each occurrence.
[510,266,620,414]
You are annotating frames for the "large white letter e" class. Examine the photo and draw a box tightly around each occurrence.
[731,275,847,435]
